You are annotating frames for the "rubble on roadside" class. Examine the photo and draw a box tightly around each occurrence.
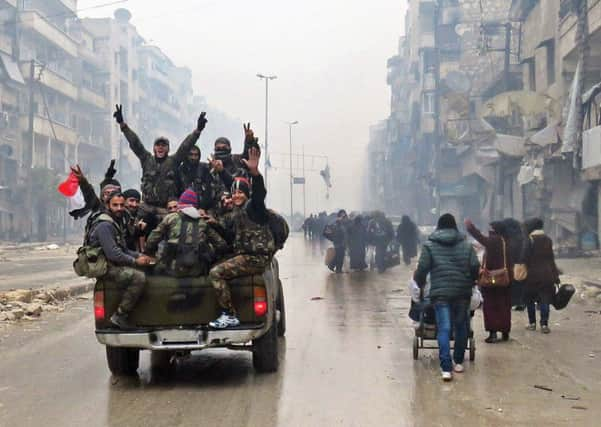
[0,286,91,323]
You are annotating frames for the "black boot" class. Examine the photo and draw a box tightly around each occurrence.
[110,311,135,330]
[485,331,498,343]
[502,332,510,341]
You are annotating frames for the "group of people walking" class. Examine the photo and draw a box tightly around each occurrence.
[71,108,286,330]
[413,212,562,381]
[308,210,412,274]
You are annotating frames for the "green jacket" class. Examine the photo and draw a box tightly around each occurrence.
[145,209,227,277]
[414,229,480,301]
[121,124,201,207]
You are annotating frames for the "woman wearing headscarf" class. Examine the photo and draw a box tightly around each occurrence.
[521,218,560,334]
[348,215,368,271]
[397,215,420,266]
[465,219,513,343]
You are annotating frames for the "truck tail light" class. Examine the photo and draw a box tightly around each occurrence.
[254,286,267,317]
[94,290,105,320]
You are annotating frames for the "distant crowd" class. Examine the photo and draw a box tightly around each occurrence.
[302,210,420,274]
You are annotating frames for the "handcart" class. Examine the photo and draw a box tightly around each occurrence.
[411,298,476,362]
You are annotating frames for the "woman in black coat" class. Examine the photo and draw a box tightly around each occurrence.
[522,218,560,334]
[397,215,419,266]
[348,215,368,271]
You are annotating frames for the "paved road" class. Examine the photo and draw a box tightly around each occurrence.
[0,235,600,426]
[0,246,90,292]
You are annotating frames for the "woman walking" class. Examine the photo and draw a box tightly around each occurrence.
[397,215,419,266]
[348,215,368,271]
[522,218,560,334]
[465,219,513,343]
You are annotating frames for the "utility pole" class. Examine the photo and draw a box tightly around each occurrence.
[302,144,306,219]
[257,73,277,187]
[27,59,35,168]
[287,121,299,223]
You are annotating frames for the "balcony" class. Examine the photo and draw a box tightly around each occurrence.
[560,0,601,60]
[57,0,77,12]
[79,86,107,110]
[20,115,77,145]
[0,33,12,56]
[20,62,77,99]
[19,10,78,57]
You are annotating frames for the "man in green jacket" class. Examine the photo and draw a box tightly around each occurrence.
[113,105,207,217]
[413,213,480,382]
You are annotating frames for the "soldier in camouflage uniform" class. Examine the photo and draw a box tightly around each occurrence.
[207,123,261,208]
[113,105,207,222]
[208,147,275,329]
[177,146,214,210]
[144,189,227,277]
[86,191,153,329]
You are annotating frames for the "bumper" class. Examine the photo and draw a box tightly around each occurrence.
[96,324,267,351]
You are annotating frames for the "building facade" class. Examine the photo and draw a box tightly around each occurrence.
[0,2,227,241]
[368,0,601,252]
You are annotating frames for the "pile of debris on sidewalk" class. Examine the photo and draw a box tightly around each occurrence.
[0,286,91,322]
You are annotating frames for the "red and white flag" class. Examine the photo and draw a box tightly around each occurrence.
[57,172,85,211]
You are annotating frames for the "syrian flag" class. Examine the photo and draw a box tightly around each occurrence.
[58,171,86,212]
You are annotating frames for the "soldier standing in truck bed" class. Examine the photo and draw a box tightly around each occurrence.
[112,104,207,223]
[208,147,275,329]
[207,123,261,207]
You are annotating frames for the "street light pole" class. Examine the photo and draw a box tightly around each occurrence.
[287,121,299,224]
[256,73,277,187]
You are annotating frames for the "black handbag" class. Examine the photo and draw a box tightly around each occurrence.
[553,284,575,310]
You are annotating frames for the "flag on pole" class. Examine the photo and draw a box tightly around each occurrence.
[58,171,85,211]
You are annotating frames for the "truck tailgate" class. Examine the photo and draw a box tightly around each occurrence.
[98,274,267,327]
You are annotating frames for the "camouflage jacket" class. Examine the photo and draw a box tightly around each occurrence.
[121,124,201,207]
[145,209,227,276]
[218,174,275,257]
[177,161,213,209]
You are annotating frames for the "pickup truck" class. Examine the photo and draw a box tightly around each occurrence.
[93,259,286,375]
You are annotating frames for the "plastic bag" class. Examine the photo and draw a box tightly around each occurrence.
[470,287,483,311]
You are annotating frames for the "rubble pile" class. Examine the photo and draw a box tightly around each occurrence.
[0,288,77,322]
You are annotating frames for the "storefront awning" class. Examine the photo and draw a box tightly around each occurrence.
[494,134,525,157]
[528,123,560,147]
[0,53,25,85]
[482,90,557,118]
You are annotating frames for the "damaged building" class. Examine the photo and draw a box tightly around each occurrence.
[367,0,601,252]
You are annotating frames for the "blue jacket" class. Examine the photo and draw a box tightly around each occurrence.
[414,229,480,301]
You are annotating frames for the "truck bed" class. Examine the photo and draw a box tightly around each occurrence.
[96,272,271,329]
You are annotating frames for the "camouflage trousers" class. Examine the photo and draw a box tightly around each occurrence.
[209,255,270,314]
[105,265,146,314]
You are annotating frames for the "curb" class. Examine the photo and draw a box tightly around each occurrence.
[0,280,95,304]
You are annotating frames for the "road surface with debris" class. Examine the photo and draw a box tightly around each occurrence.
[0,235,600,427]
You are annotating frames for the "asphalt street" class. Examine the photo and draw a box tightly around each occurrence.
[0,235,600,427]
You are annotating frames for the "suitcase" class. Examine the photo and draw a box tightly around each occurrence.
[324,247,336,266]
[553,284,575,310]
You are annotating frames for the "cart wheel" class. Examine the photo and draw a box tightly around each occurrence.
[469,338,476,361]
[413,337,419,360]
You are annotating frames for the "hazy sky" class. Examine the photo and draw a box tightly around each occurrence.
[80,0,405,215]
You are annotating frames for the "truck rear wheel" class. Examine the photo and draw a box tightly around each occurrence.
[253,313,279,373]
[276,280,286,337]
[106,346,139,376]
